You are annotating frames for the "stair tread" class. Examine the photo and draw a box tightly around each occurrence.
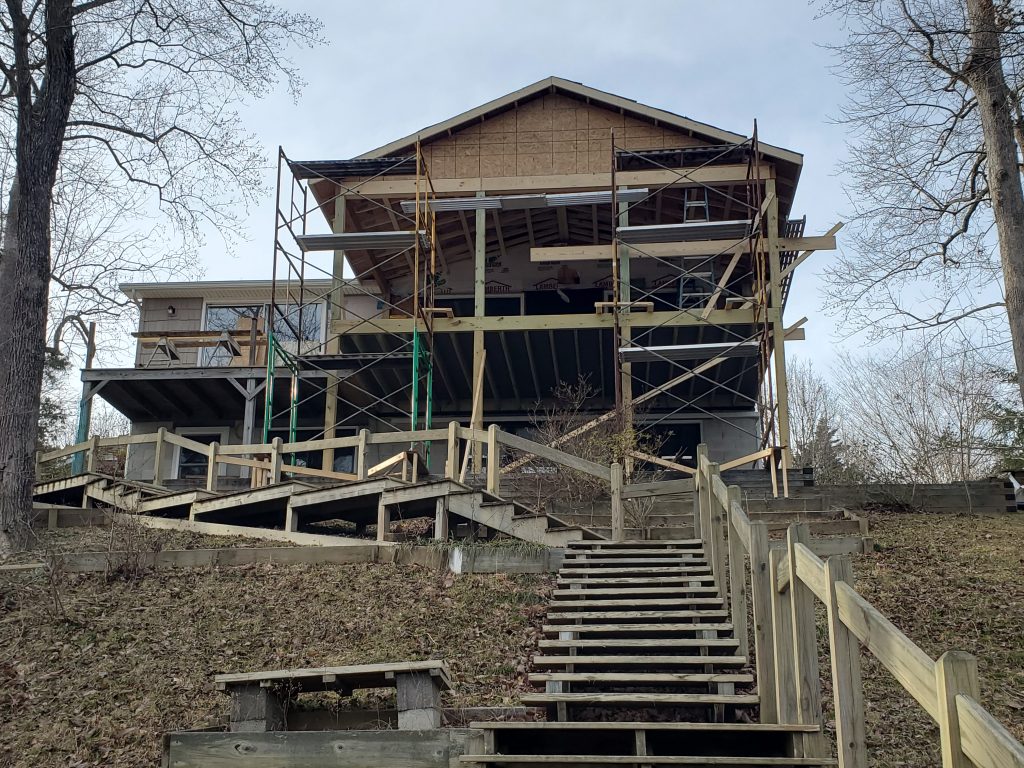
[543,623,733,634]
[532,655,748,666]
[559,567,712,575]
[469,721,820,732]
[539,639,739,648]
[568,540,702,547]
[520,692,758,704]
[562,558,706,566]
[552,588,720,597]
[549,598,724,608]
[529,672,754,683]
[547,610,730,621]
[564,548,704,556]
[558,577,716,585]
[460,757,833,766]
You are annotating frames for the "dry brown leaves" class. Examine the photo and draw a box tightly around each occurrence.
[0,559,551,767]
[837,512,1024,767]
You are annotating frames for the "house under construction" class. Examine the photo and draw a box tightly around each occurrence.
[83,77,837,486]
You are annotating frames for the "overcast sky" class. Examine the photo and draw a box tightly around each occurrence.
[203,0,854,367]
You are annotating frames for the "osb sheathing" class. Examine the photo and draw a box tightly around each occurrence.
[421,93,704,180]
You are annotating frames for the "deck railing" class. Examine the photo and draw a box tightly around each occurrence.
[696,450,1024,768]
[35,425,651,533]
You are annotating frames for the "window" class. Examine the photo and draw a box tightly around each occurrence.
[201,302,325,366]
[270,304,323,347]
[175,431,226,479]
[203,305,263,366]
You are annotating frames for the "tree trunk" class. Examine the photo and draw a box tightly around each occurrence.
[0,0,76,555]
[964,0,1024,402]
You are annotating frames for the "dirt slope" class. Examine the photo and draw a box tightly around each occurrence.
[0,562,550,767]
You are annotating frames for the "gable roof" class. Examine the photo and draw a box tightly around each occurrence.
[355,76,802,168]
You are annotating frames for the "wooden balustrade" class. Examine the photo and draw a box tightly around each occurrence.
[694,448,1024,768]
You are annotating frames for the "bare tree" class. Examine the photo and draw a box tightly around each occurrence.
[820,0,1024,397]
[787,357,861,483]
[833,338,1007,482]
[0,1,322,553]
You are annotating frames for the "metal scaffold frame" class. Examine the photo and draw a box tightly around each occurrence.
[607,123,797,489]
[264,144,440,469]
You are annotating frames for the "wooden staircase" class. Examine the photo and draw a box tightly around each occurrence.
[461,540,835,768]
[33,472,596,547]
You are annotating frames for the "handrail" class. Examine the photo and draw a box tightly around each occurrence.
[694,446,1024,768]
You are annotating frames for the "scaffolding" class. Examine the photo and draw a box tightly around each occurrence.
[607,124,798,489]
[264,144,441,469]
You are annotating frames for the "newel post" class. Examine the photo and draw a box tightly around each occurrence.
[153,427,166,486]
[726,484,749,657]
[85,435,100,473]
[206,441,220,492]
[446,421,459,480]
[825,555,867,768]
[748,520,777,723]
[935,651,980,768]
[486,424,499,495]
[788,523,828,758]
[356,429,369,480]
[693,444,709,540]
[270,437,283,484]
[610,462,624,541]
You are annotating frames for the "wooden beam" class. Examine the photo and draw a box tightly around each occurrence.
[530,235,834,262]
[341,164,775,197]
[333,308,765,335]
[701,250,743,320]
[778,223,845,281]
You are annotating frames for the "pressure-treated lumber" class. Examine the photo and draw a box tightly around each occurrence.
[786,524,827,756]
[458,757,833,766]
[824,556,866,768]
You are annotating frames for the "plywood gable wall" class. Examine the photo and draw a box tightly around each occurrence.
[421,93,704,179]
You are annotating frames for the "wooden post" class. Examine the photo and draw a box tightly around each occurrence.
[765,178,792,497]
[610,462,624,541]
[206,441,220,492]
[446,421,458,479]
[749,520,777,723]
[270,437,283,485]
[323,373,339,472]
[472,191,487,475]
[770,547,797,724]
[71,322,97,476]
[727,485,749,657]
[376,497,390,542]
[693,444,708,540]
[707,462,726,597]
[825,555,867,768]
[433,497,448,541]
[935,651,980,768]
[356,429,369,480]
[486,424,499,495]
[85,435,100,473]
[787,523,828,757]
[617,188,634,477]
[228,683,285,732]
[153,427,166,486]
[34,450,41,481]
[394,671,442,730]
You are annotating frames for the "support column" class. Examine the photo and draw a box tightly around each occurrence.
[71,322,98,475]
[617,189,633,475]
[228,683,286,733]
[472,191,486,474]
[241,378,257,480]
[765,179,791,496]
[324,195,347,471]
[393,671,442,730]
